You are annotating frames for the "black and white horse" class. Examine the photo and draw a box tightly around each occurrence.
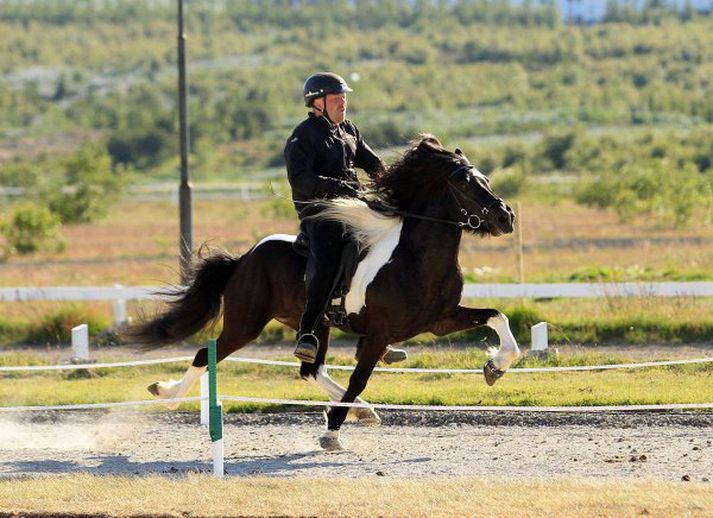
[126,135,520,451]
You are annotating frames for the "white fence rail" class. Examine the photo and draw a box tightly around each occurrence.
[461,282,713,298]
[1,282,711,326]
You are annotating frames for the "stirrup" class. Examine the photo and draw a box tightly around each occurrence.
[294,333,319,363]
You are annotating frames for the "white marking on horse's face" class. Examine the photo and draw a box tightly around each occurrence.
[344,220,403,314]
[254,233,296,250]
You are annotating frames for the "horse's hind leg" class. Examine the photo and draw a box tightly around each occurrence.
[299,326,380,427]
[148,312,272,409]
[320,337,385,451]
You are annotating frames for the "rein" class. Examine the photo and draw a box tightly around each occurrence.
[370,164,497,231]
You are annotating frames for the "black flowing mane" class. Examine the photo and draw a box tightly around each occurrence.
[372,134,466,210]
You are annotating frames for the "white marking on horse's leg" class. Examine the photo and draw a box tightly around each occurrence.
[486,312,521,370]
[311,365,379,424]
[151,365,206,410]
[319,429,344,452]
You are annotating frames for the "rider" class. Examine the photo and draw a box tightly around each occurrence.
[284,72,407,364]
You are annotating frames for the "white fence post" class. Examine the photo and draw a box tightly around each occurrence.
[200,373,209,425]
[212,407,225,479]
[531,322,548,353]
[71,324,89,362]
[113,283,127,327]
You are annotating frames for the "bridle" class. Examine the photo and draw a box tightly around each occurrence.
[377,163,501,231]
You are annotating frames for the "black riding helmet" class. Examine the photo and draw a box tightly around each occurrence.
[303,72,353,107]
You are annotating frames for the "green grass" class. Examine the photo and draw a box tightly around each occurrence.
[1,350,710,411]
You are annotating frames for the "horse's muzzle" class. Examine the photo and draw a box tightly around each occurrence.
[490,203,515,235]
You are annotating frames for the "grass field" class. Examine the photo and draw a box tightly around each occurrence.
[1,350,711,410]
[0,197,711,287]
[0,196,711,347]
[0,475,710,517]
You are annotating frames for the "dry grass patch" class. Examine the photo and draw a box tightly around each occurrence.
[0,475,710,517]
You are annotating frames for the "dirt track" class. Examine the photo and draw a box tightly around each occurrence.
[0,410,710,482]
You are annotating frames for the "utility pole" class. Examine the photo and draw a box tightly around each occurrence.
[177,0,193,284]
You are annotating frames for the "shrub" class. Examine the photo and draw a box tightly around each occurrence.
[24,304,110,346]
[536,129,580,170]
[0,203,65,256]
[361,120,411,148]
[490,165,528,198]
[107,127,176,169]
[47,141,127,224]
[576,159,710,228]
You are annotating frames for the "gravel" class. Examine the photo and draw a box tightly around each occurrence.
[1,410,711,481]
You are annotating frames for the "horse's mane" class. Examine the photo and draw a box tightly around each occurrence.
[315,134,466,250]
[372,134,464,210]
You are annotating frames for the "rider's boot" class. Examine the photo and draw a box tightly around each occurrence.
[294,332,320,363]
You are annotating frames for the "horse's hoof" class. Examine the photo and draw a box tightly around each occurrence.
[355,407,381,427]
[147,382,160,396]
[483,359,506,386]
[381,346,408,365]
[319,431,345,452]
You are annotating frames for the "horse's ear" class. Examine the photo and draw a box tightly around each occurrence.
[454,147,463,156]
[417,134,441,149]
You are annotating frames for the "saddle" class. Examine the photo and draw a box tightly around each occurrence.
[293,232,365,330]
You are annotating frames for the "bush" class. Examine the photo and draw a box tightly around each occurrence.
[0,161,41,188]
[0,203,65,256]
[490,165,528,198]
[107,128,176,169]
[361,120,411,148]
[536,129,580,170]
[24,304,110,346]
[47,141,127,224]
[576,159,711,228]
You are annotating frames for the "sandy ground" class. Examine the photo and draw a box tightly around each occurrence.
[1,343,711,482]
[0,410,710,482]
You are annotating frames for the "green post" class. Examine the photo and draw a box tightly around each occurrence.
[208,338,223,442]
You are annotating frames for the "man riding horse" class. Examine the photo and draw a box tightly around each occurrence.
[284,72,407,365]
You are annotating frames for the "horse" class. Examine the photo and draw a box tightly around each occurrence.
[125,134,520,451]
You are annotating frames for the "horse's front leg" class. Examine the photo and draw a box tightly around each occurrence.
[320,338,384,452]
[431,306,520,386]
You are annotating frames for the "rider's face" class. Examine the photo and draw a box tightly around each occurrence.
[315,93,347,123]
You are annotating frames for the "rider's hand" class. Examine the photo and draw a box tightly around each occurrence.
[336,180,359,197]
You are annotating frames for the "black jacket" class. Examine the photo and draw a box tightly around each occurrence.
[284,113,384,218]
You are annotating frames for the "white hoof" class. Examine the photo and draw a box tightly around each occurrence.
[352,406,381,426]
[147,381,180,410]
[319,430,345,452]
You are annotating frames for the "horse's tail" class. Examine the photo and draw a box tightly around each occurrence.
[124,250,241,349]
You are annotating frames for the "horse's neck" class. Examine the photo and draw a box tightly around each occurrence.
[401,215,463,270]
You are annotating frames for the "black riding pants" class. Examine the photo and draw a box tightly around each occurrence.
[299,217,348,337]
